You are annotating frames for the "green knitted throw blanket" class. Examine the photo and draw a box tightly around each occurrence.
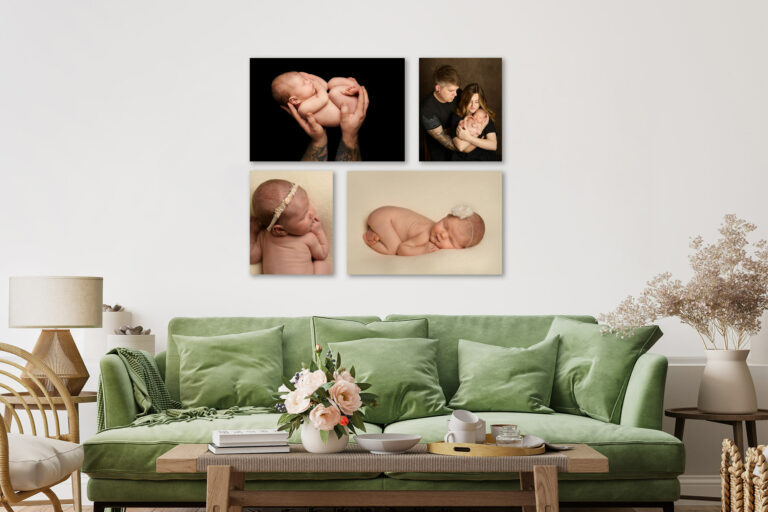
[97,347,270,432]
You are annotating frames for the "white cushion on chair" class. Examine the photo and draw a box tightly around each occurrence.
[7,432,84,491]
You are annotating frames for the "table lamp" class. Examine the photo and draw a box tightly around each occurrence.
[9,276,103,395]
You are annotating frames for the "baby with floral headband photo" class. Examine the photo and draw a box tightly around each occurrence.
[363,205,485,256]
[250,179,331,274]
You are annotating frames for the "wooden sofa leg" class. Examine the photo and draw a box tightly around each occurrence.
[92,503,105,512]
[662,503,675,512]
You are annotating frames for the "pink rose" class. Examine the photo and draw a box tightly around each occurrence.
[329,379,362,415]
[309,403,341,431]
[284,390,310,414]
[297,369,327,398]
[333,370,355,383]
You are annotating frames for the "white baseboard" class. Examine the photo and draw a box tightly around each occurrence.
[678,475,721,505]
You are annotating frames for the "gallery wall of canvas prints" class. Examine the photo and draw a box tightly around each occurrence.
[348,171,503,275]
[250,58,405,162]
[419,58,502,162]
[250,171,333,275]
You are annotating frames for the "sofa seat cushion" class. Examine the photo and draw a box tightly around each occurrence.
[83,413,382,480]
[383,413,684,479]
[8,433,84,491]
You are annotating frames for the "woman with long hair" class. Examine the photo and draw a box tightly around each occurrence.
[450,83,499,161]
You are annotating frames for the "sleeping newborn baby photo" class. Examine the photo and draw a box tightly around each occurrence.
[250,179,331,274]
[271,71,359,127]
[364,205,485,256]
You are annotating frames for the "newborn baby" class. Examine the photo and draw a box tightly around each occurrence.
[364,205,485,256]
[271,71,359,127]
[251,179,331,274]
[458,108,489,137]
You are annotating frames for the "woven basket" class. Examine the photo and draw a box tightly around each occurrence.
[721,439,768,512]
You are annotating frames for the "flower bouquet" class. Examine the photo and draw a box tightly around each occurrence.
[273,344,378,447]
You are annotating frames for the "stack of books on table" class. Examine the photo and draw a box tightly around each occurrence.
[208,429,290,454]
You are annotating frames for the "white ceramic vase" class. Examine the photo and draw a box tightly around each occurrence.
[300,422,348,453]
[107,334,156,355]
[697,349,758,414]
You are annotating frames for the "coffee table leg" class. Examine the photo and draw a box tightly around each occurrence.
[533,465,559,512]
[229,470,245,512]
[521,471,535,512]
[207,465,233,512]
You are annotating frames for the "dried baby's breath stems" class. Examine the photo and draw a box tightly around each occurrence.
[600,215,768,350]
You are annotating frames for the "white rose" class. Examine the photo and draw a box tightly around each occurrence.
[284,390,310,414]
[278,384,291,399]
[298,369,327,397]
[309,403,341,431]
[329,379,362,415]
[333,370,355,383]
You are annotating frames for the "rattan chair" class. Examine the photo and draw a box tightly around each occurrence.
[0,342,83,512]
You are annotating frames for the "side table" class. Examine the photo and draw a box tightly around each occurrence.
[665,407,768,502]
[2,390,97,512]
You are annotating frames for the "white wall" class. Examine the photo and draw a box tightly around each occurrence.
[1,0,767,504]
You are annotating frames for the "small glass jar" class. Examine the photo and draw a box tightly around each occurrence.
[495,426,522,447]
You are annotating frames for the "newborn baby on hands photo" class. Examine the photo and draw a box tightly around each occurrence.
[271,71,360,127]
[251,179,331,274]
[364,205,485,256]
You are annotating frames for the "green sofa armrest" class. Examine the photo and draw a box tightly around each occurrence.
[620,353,668,430]
[99,354,139,429]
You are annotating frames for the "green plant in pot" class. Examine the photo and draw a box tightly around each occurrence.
[601,214,768,414]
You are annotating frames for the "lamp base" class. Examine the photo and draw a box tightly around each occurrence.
[25,329,89,396]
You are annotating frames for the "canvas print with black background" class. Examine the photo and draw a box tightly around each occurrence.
[251,58,405,162]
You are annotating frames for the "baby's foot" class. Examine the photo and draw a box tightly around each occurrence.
[363,229,380,246]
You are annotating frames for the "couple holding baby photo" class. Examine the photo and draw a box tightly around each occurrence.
[419,59,502,162]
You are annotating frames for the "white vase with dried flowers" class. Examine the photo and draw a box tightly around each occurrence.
[601,215,768,414]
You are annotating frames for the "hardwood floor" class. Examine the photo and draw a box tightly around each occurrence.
[16,506,722,512]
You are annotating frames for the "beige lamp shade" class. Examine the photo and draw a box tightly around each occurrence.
[9,276,103,328]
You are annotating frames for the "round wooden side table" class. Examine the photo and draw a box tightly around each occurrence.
[2,390,97,512]
[665,407,768,501]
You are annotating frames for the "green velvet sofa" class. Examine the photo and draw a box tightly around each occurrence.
[84,315,684,511]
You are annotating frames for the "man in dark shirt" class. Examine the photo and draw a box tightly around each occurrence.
[420,65,460,161]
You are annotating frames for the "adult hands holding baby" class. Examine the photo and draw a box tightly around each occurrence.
[338,85,369,161]
[282,103,329,162]
[283,79,369,162]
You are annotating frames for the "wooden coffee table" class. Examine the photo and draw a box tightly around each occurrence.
[157,443,607,512]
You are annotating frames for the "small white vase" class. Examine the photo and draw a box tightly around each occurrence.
[107,334,156,355]
[300,422,349,453]
[697,349,758,414]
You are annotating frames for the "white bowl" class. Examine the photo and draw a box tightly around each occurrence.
[354,433,421,454]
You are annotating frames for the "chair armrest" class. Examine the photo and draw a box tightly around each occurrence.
[620,353,668,430]
[99,354,138,429]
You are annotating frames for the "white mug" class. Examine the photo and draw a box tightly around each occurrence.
[444,430,477,443]
[475,419,487,443]
[447,410,480,431]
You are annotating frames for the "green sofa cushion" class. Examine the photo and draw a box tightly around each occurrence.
[449,336,560,413]
[383,412,684,479]
[83,413,382,480]
[328,337,451,425]
[165,316,380,401]
[385,315,597,401]
[87,477,680,502]
[547,317,663,423]
[174,326,283,408]
[312,317,429,352]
